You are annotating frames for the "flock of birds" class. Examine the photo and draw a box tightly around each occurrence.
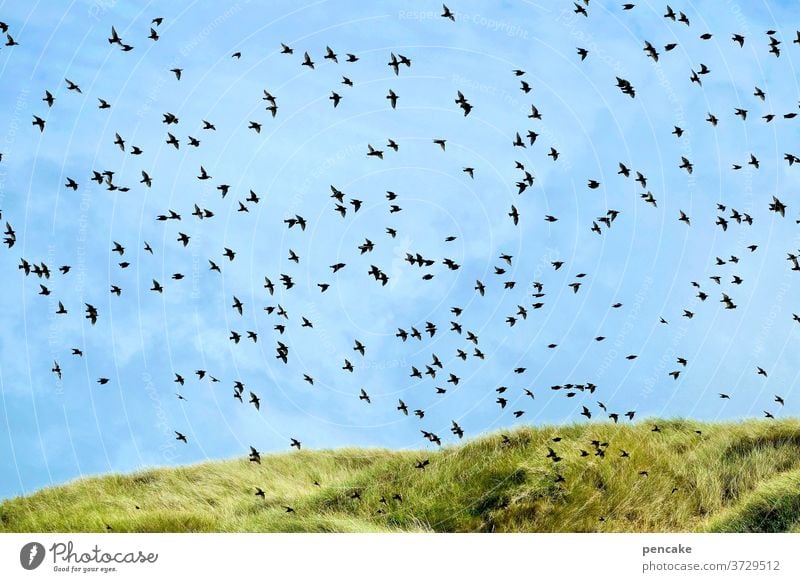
[3,3,800,518]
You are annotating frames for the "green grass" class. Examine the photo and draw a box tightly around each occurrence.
[3,419,800,532]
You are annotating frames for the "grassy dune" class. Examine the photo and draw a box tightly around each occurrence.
[2,419,800,533]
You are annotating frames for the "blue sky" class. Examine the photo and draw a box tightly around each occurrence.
[1,0,799,499]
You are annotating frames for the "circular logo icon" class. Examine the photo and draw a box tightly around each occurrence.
[19,542,46,570]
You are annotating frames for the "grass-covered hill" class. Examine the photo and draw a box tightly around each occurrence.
[2,419,800,533]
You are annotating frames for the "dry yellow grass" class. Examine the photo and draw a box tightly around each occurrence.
[2,419,800,532]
